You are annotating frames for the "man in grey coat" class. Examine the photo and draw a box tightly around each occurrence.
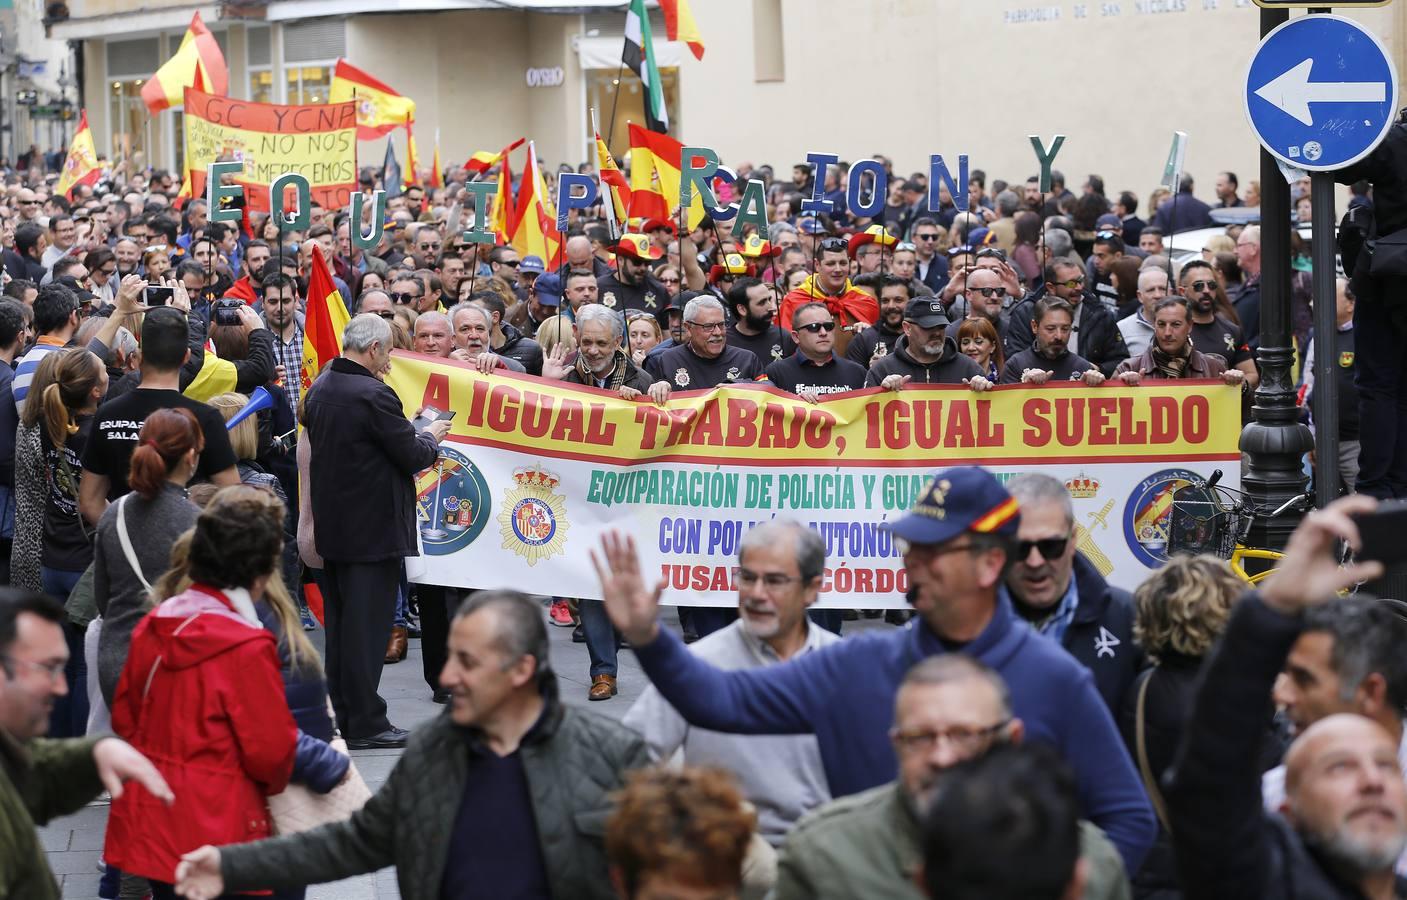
[175,590,651,900]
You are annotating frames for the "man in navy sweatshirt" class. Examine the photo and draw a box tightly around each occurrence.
[593,466,1156,874]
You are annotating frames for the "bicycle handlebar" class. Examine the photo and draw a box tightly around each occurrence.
[1206,469,1223,490]
[1269,493,1313,519]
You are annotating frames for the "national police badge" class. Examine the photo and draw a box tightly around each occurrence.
[602,292,618,308]
[498,466,570,566]
[674,368,691,387]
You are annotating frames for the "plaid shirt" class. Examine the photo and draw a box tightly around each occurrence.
[271,321,304,415]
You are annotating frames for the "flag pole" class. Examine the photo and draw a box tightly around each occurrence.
[605,61,628,149]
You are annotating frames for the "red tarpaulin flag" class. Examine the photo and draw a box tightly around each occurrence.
[330,59,417,140]
[659,0,705,60]
[300,244,352,391]
[141,12,227,114]
[55,111,100,199]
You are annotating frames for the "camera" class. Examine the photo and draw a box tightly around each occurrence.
[213,298,244,327]
[144,285,174,307]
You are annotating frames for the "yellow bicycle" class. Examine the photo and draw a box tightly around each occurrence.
[1169,470,1313,584]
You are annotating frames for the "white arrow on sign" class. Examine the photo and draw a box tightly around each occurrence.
[1255,58,1387,126]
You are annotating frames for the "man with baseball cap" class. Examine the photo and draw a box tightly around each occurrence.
[865,297,990,391]
[597,234,670,327]
[593,466,1157,873]
[518,255,546,294]
[517,272,562,339]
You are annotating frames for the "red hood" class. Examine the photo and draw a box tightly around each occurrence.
[139,586,272,671]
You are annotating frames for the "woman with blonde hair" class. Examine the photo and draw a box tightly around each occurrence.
[627,312,664,366]
[1119,554,1245,899]
[537,314,577,356]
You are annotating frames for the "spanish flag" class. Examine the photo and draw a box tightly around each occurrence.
[330,60,416,140]
[464,150,500,177]
[509,142,560,264]
[430,131,444,190]
[55,111,100,199]
[595,132,631,227]
[659,0,705,60]
[301,244,352,391]
[141,12,227,115]
[627,123,705,231]
[489,140,526,244]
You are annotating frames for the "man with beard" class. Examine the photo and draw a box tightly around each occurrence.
[597,235,669,326]
[468,292,543,376]
[767,302,867,407]
[1000,298,1105,386]
[1180,260,1257,388]
[1168,496,1407,900]
[772,656,1128,900]
[622,520,841,844]
[1115,296,1246,388]
[1005,259,1130,379]
[778,237,879,358]
[865,298,991,392]
[847,276,909,369]
[448,303,525,373]
[726,276,793,369]
[645,295,762,395]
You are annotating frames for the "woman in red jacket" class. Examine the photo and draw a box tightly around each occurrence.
[104,486,302,898]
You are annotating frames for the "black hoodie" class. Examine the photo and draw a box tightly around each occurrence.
[863,335,983,387]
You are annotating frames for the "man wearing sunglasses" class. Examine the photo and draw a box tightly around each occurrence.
[598,235,670,328]
[488,245,521,293]
[765,302,866,404]
[1180,260,1257,391]
[779,237,879,359]
[1005,260,1130,379]
[1001,475,1139,714]
[864,298,989,392]
[909,218,950,296]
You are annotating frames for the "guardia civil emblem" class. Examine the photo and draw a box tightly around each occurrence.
[645,293,658,309]
[674,368,690,387]
[498,465,570,566]
[770,344,783,360]
[603,291,618,308]
[726,367,740,381]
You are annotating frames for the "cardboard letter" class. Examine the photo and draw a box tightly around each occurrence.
[847,159,887,218]
[681,146,720,212]
[733,179,769,233]
[348,190,386,251]
[929,155,969,213]
[207,161,244,224]
[462,181,498,245]
[271,173,312,231]
[557,173,598,233]
[800,151,839,214]
[1029,135,1066,193]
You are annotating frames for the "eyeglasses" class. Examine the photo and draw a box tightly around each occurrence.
[971,286,1007,298]
[100,267,117,276]
[1016,534,1071,561]
[496,259,521,268]
[390,292,421,304]
[376,310,397,321]
[660,276,680,284]
[1,655,65,682]
[1188,280,1218,292]
[795,320,836,334]
[686,320,727,332]
[732,567,808,590]
[818,237,847,253]
[915,233,941,242]
[890,720,1011,754]
[975,248,1007,261]
[1053,277,1085,289]
[1095,230,1118,240]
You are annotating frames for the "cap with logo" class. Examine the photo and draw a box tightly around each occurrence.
[533,273,562,307]
[519,255,546,275]
[883,466,1022,546]
[641,217,678,237]
[903,297,950,329]
[847,223,898,259]
[613,233,665,263]
[708,252,756,285]
[741,234,783,259]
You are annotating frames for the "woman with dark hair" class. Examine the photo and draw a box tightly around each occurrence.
[957,317,1004,381]
[1011,211,1043,290]
[105,486,346,900]
[93,408,202,706]
[1107,257,1143,320]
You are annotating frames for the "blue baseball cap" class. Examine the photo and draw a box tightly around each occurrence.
[533,272,562,307]
[520,255,546,275]
[883,466,1021,546]
[797,218,828,235]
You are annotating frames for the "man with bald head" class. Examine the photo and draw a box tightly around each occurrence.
[1115,269,1170,358]
[565,234,610,279]
[1168,495,1406,899]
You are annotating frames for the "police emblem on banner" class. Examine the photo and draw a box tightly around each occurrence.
[603,292,617,308]
[498,465,570,566]
[415,447,491,555]
[1122,468,1200,567]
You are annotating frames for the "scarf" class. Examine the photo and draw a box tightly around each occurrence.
[1150,339,1192,379]
[576,349,630,391]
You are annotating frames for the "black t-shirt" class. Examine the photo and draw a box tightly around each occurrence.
[999,347,1097,385]
[82,388,239,499]
[1191,316,1253,369]
[645,343,762,390]
[765,353,867,395]
[726,322,794,370]
[597,271,670,327]
[42,414,93,572]
[846,323,904,370]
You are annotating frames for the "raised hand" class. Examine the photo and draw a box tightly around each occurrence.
[1260,495,1383,615]
[590,530,666,646]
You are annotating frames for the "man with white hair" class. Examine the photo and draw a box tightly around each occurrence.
[304,313,451,749]
[644,295,762,394]
[1116,269,1170,358]
[447,303,525,374]
[412,311,456,358]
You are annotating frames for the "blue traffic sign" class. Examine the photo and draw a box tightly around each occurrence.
[1243,14,1399,172]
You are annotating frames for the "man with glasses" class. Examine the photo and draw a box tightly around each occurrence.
[865,297,989,391]
[389,275,434,315]
[83,248,118,306]
[1181,259,1257,390]
[645,294,761,396]
[773,656,1127,899]
[593,466,1157,871]
[353,288,396,321]
[1005,259,1130,378]
[488,245,520,292]
[1001,474,1139,714]
[766,301,866,406]
[1116,269,1172,358]
[597,234,669,325]
[123,219,151,249]
[13,188,40,223]
[779,236,879,359]
[909,218,950,296]
[847,276,910,369]
[622,520,840,842]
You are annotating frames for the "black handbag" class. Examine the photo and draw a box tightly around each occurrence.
[1368,226,1407,279]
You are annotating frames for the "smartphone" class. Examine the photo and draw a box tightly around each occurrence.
[412,407,456,432]
[145,285,174,306]
[1353,500,1407,567]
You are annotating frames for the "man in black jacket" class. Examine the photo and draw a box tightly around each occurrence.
[1002,474,1140,713]
[1006,260,1129,378]
[999,298,1106,387]
[864,298,991,391]
[846,276,908,370]
[305,313,449,748]
[1168,495,1407,900]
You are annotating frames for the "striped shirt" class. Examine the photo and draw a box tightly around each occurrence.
[13,338,67,415]
[270,322,304,416]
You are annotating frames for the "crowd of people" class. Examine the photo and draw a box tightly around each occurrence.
[0,140,1402,900]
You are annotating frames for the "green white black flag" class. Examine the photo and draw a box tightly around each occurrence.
[624,0,669,133]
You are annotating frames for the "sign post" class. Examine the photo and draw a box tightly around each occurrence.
[1244,11,1398,507]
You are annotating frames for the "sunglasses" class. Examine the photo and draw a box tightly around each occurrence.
[1095,230,1118,240]
[497,259,521,268]
[896,242,917,253]
[376,310,397,321]
[975,248,1007,261]
[1053,277,1085,289]
[818,237,847,253]
[1016,535,1071,561]
[915,233,941,241]
[971,286,1007,298]
[660,276,680,284]
[796,320,837,334]
[1188,280,1218,292]
[390,292,421,304]
[947,245,974,257]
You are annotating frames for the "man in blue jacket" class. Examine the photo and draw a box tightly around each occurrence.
[593,466,1156,873]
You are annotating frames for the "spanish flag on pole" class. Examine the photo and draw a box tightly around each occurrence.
[595,133,631,228]
[301,244,352,391]
[330,60,416,140]
[141,12,227,114]
[509,142,560,264]
[430,131,444,189]
[627,123,705,230]
[659,0,705,60]
[55,111,100,199]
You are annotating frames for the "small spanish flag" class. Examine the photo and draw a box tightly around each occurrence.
[430,131,444,190]
[659,0,705,60]
[330,59,416,140]
[141,12,227,114]
[301,244,352,391]
[595,132,631,226]
[55,111,100,199]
